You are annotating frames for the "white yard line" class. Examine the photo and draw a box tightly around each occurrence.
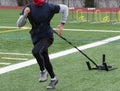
[1,57,28,61]
[0,35,120,74]
[0,52,32,56]
[67,29,120,33]
[0,26,120,33]
[54,28,120,33]
[0,63,11,65]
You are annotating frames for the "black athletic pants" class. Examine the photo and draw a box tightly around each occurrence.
[32,37,55,78]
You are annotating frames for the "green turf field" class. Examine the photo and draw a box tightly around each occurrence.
[0,9,120,91]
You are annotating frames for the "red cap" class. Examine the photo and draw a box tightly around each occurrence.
[33,0,45,6]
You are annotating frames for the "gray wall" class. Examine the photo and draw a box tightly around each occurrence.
[47,0,120,8]
[46,0,85,7]
[0,0,17,6]
[95,0,120,8]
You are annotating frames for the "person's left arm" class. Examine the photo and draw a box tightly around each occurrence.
[57,4,69,36]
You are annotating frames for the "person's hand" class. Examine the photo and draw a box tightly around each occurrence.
[24,7,30,17]
[57,23,64,36]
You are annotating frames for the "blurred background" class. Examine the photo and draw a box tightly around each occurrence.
[0,0,120,8]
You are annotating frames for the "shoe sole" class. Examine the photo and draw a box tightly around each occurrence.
[39,79,47,82]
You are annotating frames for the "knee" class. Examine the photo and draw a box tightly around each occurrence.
[32,46,44,57]
[32,47,39,57]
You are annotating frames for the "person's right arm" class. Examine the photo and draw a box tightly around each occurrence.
[17,7,30,28]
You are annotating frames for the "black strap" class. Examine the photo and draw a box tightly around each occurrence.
[26,4,59,28]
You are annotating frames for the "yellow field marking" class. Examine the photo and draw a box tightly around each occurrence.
[0,26,30,29]
[0,26,18,29]
[0,27,29,34]
[0,28,21,34]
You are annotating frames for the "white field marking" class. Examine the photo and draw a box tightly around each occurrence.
[54,28,120,33]
[0,26,120,33]
[1,57,28,61]
[0,35,120,74]
[0,52,32,56]
[0,63,11,65]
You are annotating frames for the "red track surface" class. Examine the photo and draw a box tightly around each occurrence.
[70,8,120,12]
[0,6,23,10]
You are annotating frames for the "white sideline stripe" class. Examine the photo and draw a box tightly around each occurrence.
[0,35,120,75]
[0,63,11,65]
[0,26,120,33]
[0,52,32,56]
[54,28,120,33]
[1,57,28,61]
